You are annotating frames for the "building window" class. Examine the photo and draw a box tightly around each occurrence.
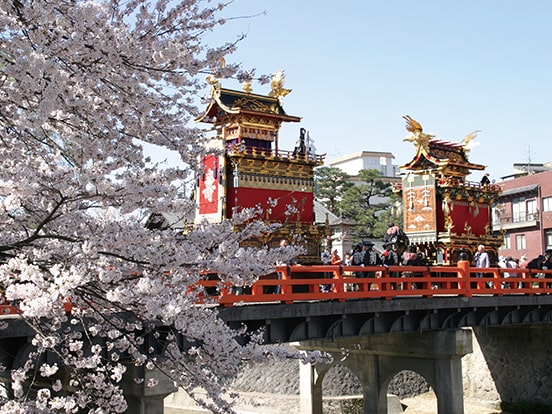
[512,199,526,222]
[515,234,526,250]
[546,231,552,251]
[527,199,537,220]
[503,234,510,250]
[512,198,538,222]
[543,197,552,213]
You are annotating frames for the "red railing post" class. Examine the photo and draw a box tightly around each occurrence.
[251,281,259,296]
[281,266,291,295]
[333,266,342,293]
[381,266,392,299]
[494,268,503,296]
[457,260,471,297]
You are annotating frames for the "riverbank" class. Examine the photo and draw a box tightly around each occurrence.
[165,389,502,414]
[164,341,503,414]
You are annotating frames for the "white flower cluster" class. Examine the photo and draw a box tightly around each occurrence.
[0,0,322,412]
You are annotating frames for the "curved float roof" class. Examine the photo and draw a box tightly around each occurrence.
[402,138,485,176]
[196,85,301,124]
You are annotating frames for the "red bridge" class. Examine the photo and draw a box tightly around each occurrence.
[199,261,552,307]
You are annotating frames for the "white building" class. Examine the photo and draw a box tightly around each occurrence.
[328,151,398,179]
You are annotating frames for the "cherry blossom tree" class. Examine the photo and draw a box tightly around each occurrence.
[0,1,322,412]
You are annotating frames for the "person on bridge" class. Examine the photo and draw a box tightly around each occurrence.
[401,245,421,288]
[527,255,545,271]
[526,254,546,287]
[343,252,352,266]
[505,256,520,288]
[361,240,381,278]
[473,244,491,288]
[519,254,529,269]
[351,243,364,277]
[320,246,331,265]
[331,249,342,265]
[381,242,400,289]
[383,222,409,254]
[401,245,420,266]
[319,246,333,293]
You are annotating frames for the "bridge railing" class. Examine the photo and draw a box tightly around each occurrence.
[196,261,552,306]
[2,262,552,313]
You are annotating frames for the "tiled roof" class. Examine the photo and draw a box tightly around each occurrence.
[313,201,355,226]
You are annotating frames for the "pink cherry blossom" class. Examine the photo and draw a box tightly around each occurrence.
[0,0,329,412]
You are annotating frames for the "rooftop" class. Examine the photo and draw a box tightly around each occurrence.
[328,151,395,165]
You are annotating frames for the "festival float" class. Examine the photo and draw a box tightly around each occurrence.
[397,116,503,264]
[194,72,327,263]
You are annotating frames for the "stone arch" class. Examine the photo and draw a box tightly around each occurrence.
[385,369,432,412]
[321,363,362,397]
[307,363,364,414]
[385,369,430,400]
[380,353,468,414]
[300,358,363,414]
[372,357,439,414]
[309,360,332,390]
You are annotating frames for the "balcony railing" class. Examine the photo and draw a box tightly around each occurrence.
[494,212,539,229]
[227,146,325,164]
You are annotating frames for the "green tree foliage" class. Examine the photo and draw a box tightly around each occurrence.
[340,169,396,241]
[314,166,404,242]
[314,166,353,214]
[340,185,376,241]
[357,169,394,206]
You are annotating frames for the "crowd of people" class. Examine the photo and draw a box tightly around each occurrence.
[469,244,552,289]
[235,236,552,297]
[322,231,552,292]
[490,246,552,288]
[327,222,424,266]
[277,225,552,295]
[319,223,428,291]
[471,244,552,270]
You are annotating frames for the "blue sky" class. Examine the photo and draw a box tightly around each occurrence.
[200,0,552,182]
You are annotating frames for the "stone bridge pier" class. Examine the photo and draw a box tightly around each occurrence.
[295,329,472,414]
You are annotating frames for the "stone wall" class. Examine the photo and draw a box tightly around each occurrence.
[462,327,499,402]
[465,325,552,405]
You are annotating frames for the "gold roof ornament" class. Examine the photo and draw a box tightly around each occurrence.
[205,75,221,100]
[460,130,480,158]
[205,74,219,86]
[242,70,254,94]
[242,80,253,93]
[268,70,292,101]
[402,115,433,153]
[205,75,220,93]
[400,115,486,179]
